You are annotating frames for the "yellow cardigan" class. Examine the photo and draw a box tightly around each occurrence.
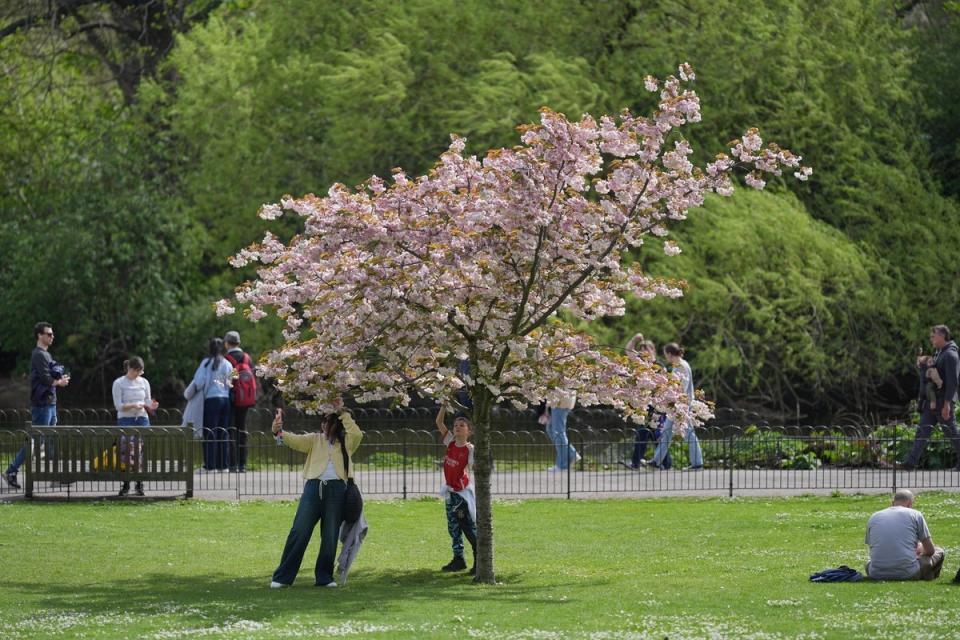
[282,411,363,480]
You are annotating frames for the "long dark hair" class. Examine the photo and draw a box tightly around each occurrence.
[207,338,224,370]
[323,413,345,445]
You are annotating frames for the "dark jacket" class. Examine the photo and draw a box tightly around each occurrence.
[937,341,959,405]
[29,347,56,407]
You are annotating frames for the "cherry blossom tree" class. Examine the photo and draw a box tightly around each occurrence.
[218,63,810,583]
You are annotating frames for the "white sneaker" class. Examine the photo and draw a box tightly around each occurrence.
[546,466,559,473]
[574,453,582,463]
[270,581,290,589]
[323,581,338,588]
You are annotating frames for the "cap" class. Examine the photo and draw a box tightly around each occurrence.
[224,330,241,345]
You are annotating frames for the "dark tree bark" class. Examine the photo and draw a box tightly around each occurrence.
[469,384,496,584]
[0,0,224,103]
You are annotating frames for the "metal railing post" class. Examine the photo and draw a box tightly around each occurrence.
[892,426,897,494]
[402,429,408,501]
[728,431,734,498]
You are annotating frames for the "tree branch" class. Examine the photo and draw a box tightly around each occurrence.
[0,0,102,39]
[520,178,653,336]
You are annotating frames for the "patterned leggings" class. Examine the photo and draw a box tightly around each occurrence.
[445,492,477,558]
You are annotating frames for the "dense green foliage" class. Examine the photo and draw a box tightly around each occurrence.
[2,495,960,637]
[0,0,957,418]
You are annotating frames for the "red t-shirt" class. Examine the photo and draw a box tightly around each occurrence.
[443,433,473,491]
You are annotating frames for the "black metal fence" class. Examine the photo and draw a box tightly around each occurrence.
[1,407,957,499]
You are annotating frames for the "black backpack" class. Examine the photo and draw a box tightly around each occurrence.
[339,435,363,524]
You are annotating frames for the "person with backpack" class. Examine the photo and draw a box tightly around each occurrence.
[224,331,257,472]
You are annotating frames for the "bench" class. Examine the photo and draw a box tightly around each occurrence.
[22,425,194,498]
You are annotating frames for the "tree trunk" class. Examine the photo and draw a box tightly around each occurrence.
[470,385,496,583]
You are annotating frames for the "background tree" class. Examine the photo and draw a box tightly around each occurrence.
[219,67,810,582]
[0,0,223,104]
[0,0,956,420]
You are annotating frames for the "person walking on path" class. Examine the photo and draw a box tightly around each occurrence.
[4,322,70,490]
[191,338,233,472]
[112,356,159,497]
[644,343,703,471]
[223,330,256,472]
[270,397,363,588]
[546,391,580,472]
[902,325,960,470]
[865,489,944,580]
[622,336,672,470]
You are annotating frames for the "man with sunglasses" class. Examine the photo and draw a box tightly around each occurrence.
[3,322,70,489]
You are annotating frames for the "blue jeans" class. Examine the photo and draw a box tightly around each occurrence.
[7,405,58,475]
[202,397,231,470]
[273,479,345,585]
[547,408,578,469]
[652,418,702,468]
[633,426,671,469]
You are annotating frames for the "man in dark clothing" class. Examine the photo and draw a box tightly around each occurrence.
[3,322,70,489]
[903,325,960,470]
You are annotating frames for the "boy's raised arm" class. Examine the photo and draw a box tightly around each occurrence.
[435,405,449,439]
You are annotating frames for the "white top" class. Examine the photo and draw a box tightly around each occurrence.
[865,506,931,579]
[112,375,152,419]
[547,391,577,410]
[674,359,695,408]
[319,440,340,481]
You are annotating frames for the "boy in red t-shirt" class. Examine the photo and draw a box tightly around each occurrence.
[436,405,477,574]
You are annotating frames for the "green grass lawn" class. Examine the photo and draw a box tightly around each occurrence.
[2,493,960,639]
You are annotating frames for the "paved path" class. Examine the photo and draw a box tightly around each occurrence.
[4,466,959,501]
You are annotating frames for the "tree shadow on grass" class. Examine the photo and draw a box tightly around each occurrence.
[5,568,596,627]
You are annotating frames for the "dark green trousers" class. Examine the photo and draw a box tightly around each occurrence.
[273,478,345,585]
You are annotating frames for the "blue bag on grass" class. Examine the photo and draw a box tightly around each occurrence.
[809,566,864,582]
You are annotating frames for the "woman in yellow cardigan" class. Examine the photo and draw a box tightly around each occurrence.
[269,397,363,588]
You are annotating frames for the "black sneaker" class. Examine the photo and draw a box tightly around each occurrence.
[118,482,130,497]
[441,556,467,572]
[134,482,145,497]
[3,471,20,490]
[953,567,960,584]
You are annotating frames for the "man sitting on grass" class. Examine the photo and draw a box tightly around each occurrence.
[865,489,944,580]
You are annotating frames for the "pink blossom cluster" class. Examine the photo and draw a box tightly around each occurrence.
[219,64,809,422]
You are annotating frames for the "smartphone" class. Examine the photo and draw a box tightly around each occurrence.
[274,408,285,444]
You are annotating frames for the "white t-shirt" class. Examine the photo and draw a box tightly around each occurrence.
[112,375,152,419]
[865,506,932,579]
[318,440,340,481]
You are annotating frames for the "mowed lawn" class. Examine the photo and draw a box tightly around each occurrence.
[2,493,960,639]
